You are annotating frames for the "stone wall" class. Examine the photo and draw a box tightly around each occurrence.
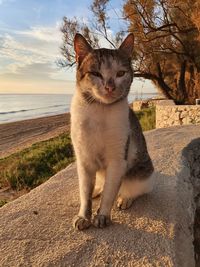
[156,104,200,128]
[132,98,174,111]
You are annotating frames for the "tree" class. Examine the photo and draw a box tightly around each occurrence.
[60,0,200,104]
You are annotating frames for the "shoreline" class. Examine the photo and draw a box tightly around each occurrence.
[0,113,70,159]
[0,110,70,125]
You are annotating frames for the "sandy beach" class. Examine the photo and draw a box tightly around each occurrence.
[0,113,70,159]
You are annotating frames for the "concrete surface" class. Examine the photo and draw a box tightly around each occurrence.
[0,125,200,267]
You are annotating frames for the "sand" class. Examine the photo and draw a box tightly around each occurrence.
[0,113,70,159]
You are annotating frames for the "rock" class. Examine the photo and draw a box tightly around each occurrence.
[1,125,200,267]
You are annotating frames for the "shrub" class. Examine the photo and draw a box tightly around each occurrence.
[135,107,156,131]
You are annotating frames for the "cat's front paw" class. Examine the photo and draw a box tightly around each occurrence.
[117,197,133,210]
[73,216,91,230]
[93,214,111,228]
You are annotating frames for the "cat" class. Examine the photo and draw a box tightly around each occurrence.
[71,33,154,230]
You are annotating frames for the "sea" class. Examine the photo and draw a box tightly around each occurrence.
[0,93,159,124]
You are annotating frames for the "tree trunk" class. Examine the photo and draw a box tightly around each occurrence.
[152,63,200,104]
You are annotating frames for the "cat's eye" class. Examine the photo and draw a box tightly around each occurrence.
[89,71,103,79]
[116,71,126,77]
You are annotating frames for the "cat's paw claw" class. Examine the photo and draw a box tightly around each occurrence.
[93,214,111,228]
[73,216,91,230]
[117,197,133,210]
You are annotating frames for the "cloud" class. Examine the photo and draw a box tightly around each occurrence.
[15,23,61,42]
[0,59,75,94]
[2,62,56,80]
[0,22,71,82]
[0,34,47,66]
[0,23,76,86]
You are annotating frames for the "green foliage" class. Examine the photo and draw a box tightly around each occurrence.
[135,107,156,131]
[0,133,74,190]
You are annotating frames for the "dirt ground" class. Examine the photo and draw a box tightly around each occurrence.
[0,113,70,159]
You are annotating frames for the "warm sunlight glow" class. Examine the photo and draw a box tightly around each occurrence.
[0,0,157,94]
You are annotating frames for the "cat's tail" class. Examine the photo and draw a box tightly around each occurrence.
[92,163,155,208]
[92,169,105,198]
[117,161,154,209]
[119,173,154,200]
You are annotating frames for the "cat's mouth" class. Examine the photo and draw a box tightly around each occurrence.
[89,85,128,104]
[104,91,115,98]
[93,90,121,104]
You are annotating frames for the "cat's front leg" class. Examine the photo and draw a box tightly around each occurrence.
[73,161,95,230]
[93,160,127,228]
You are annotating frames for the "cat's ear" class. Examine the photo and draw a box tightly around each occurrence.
[74,33,93,64]
[119,33,134,58]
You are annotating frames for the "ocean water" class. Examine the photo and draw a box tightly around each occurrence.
[0,94,72,124]
[0,93,158,124]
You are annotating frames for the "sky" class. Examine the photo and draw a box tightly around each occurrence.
[0,0,156,94]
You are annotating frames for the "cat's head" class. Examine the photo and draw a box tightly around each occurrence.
[74,33,134,105]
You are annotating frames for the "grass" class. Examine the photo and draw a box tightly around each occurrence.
[0,107,155,206]
[0,133,74,191]
[135,107,156,131]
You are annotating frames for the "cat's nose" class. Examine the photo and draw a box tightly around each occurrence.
[105,85,115,93]
[105,78,115,92]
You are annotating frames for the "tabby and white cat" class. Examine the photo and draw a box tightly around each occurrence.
[71,33,154,230]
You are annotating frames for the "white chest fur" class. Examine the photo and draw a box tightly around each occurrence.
[70,93,130,168]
